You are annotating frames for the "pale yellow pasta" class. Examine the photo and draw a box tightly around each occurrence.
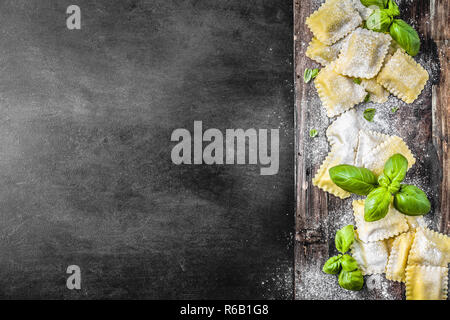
[361,135,415,176]
[305,37,344,66]
[306,0,361,45]
[377,49,429,103]
[312,145,352,199]
[361,78,389,103]
[326,109,361,148]
[314,63,367,117]
[385,231,415,282]
[351,231,388,275]
[354,130,389,167]
[407,227,450,267]
[353,200,409,243]
[405,265,448,300]
[334,28,391,79]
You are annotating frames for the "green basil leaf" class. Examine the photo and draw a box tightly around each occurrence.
[390,19,420,56]
[304,68,319,83]
[341,254,359,272]
[366,9,393,33]
[388,180,401,194]
[309,129,318,137]
[393,184,431,216]
[378,174,391,188]
[360,0,387,9]
[323,255,343,274]
[335,225,355,253]
[364,93,371,103]
[383,153,408,183]
[353,78,362,85]
[338,269,364,291]
[363,108,376,122]
[329,165,378,196]
[385,0,400,17]
[391,106,399,113]
[364,187,392,222]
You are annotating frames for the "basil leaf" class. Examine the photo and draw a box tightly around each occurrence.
[335,225,355,253]
[304,68,319,83]
[383,153,408,183]
[341,254,359,272]
[394,184,431,216]
[309,129,318,137]
[385,0,400,17]
[390,19,420,56]
[388,180,401,194]
[364,93,371,103]
[360,0,387,9]
[363,108,376,122]
[364,187,392,222]
[323,255,343,274]
[366,9,393,33]
[329,165,378,196]
[353,78,362,85]
[338,269,364,291]
[391,106,399,113]
[377,174,391,188]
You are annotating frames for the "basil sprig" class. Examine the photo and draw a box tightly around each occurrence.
[328,153,431,222]
[322,225,364,291]
[361,0,421,56]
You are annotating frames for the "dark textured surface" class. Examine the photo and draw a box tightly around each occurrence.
[0,0,294,299]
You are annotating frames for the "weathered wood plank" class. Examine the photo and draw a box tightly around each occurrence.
[294,0,448,299]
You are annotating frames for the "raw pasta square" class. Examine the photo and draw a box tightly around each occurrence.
[407,228,450,267]
[354,130,390,167]
[314,63,367,117]
[353,200,409,243]
[312,145,353,199]
[306,37,345,66]
[405,265,448,300]
[351,231,388,275]
[361,135,415,176]
[361,78,389,103]
[377,49,429,103]
[326,109,361,148]
[334,28,391,79]
[385,231,415,282]
[306,0,361,45]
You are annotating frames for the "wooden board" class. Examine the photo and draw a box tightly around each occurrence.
[294,0,449,300]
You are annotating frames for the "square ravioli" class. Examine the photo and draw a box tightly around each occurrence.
[351,232,388,275]
[314,63,367,117]
[353,200,409,243]
[312,145,353,199]
[306,0,361,45]
[405,265,448,300]
[377,49,429,103]
[407,228,450,267]
[334,28,391,79]
[306,37,345,66]
[385,231,415,282]
[361,135,415,176]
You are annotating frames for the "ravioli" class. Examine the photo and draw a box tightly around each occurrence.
[405,265,448,300]
[306,0,362,45]
[353,200,409,243]
[314,63,367,117]
[354,130,390,167]
[361,135,416,176]
[407,228,450,267]
[351,231,389,275]
[334,28,391,79]
[377,49,429,103]
[385,231,415,282]
[306,37,345,66]
[361,78,390,103]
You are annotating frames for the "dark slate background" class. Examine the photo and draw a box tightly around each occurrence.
[0,0,294,299]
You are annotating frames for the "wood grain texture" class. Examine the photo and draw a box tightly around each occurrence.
[294,0,448,300]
